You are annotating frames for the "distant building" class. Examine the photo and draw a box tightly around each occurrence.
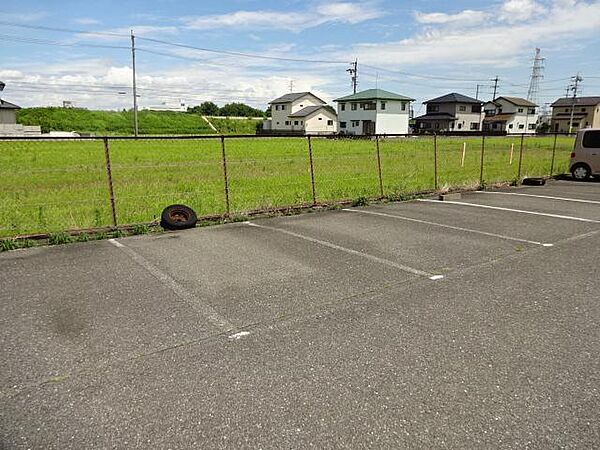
[550,96,600,133]
[0,98,20,124]
[414,93,483,132]
[334,89,414,135]
[263,92,337,134]
[483,96,538,134]
[146,99,187,112]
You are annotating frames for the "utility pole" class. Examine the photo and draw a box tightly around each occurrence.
[347,59,358,94]
[131,30,139,137]
[289,79,294,93]
[491,76,499,100]
[568,73,583,134]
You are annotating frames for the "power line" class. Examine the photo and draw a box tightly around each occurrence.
[0,32,129,49]
[0,20,126,37]
[361,63,489,82]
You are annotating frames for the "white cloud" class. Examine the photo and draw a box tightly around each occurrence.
[73,18,102,26]
[183,2,383,31]
[414,10,490,26]
[348,0,600,67]
[499,0,545,22]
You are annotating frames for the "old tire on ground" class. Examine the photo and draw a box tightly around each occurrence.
[160,204,197,230]
[522,177,546,186]
[571,163,591,181]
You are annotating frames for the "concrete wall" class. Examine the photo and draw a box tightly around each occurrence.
[0,124,41,136]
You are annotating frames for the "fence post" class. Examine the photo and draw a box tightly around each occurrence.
[517,133,525,182]
[375,135,384,197]
[103,137,118,228]
[433,134,439,191]
[479,134,486,188]
[549,132,558,176]
[220,136,231,216]
[307,136,317,206]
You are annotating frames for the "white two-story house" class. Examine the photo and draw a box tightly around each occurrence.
[334,89,414,135]
[263,92,337,134]
[483,96,538,134]
[414,93,483,132]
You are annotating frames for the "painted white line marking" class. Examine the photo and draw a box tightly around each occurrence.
[342,209,553,247]
[109,239,236,332]
[418,199,600,224]
[228,331,250,340]
[474,191,600,205]
[108,238,124,248]
[244,221,443,280]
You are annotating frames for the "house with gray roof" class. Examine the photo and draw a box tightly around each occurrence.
[263,92,337,134]
[550,96,600,133]
[414,93,483,133]
[334,89,414,135]
[483,96,538,134]
[0,98,20,125]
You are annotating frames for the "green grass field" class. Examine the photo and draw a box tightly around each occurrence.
[0,135,574,238]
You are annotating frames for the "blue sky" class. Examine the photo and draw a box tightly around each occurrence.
[2,0,600,114]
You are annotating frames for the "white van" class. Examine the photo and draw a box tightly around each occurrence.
[571,128,600,180]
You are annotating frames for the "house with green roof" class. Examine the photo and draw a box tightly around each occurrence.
[334,89,414,135]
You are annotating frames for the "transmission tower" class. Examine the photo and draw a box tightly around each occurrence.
[527,48,545,105]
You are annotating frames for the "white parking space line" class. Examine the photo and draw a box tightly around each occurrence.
[418,199,600,224]
[342,209,553,247]
[108,239,238,333]
[474,191,600,205]
[244,222,444,281]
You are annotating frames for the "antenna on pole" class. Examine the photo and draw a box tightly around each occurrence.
[289,79,294,93]
[568,73,583,134]
[130,30,139,137]
[347,59,358,94]
[527,48,545,106]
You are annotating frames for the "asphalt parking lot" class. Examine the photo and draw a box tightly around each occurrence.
[1,179,599,449]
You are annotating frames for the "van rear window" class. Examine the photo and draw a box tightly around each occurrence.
[582,130,600,148]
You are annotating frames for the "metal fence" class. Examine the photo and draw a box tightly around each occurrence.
[0,133,575,238]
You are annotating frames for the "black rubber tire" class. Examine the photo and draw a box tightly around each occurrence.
[571,163,591,181]
[160,204,197,230]
[522,177,546,186]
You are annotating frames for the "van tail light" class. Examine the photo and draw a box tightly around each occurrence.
[571,152,576,158]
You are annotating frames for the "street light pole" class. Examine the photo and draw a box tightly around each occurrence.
[131,30,139,137]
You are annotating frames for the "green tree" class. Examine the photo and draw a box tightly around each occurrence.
[218,103,265,118]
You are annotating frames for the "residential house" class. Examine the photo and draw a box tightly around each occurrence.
[414,93,483,132]
[334,89,414,135]
[263,92,337,134]
[0,84,41,136]
[483,96,538,134]
[550,96,600,133]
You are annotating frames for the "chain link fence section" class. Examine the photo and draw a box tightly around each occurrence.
[0,138,111,238]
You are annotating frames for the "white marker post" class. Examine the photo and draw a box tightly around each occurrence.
[509,143,514,165]
[461,142,466,167]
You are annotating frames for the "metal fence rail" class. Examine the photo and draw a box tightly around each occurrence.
[0,133,575,239]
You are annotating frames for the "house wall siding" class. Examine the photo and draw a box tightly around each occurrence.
[0,109,17,124]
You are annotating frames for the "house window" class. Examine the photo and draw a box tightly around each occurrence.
[351,103,358,111]
[381,102,386,110]
[470,122,479,130]
[434,123,440,129]
[428,105,439,112]
[361,102,376,110]
[498,108,502,113]
[459,105,466,112]
[281,105,286,110]
[299,104,303,108]
[402,102,407,111]
[318,117,322,120]
[581,108,586,112]
[471,104,481,113]
[565,108,569,112]
[509,124,513,129]
[275,105,279,111]
[340,122,347,128]
[351,120,360,127]
[518,124,524,129]
[528,123,536,130]
[300,121,303,125]
[294,120,299,125]
[327,120,333,126]
[518,108,524,113]
[457,123,462,130]
[341,103,346,111]
[276,122,279,125]
[285,121,290,125]
[528,108,536,114]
